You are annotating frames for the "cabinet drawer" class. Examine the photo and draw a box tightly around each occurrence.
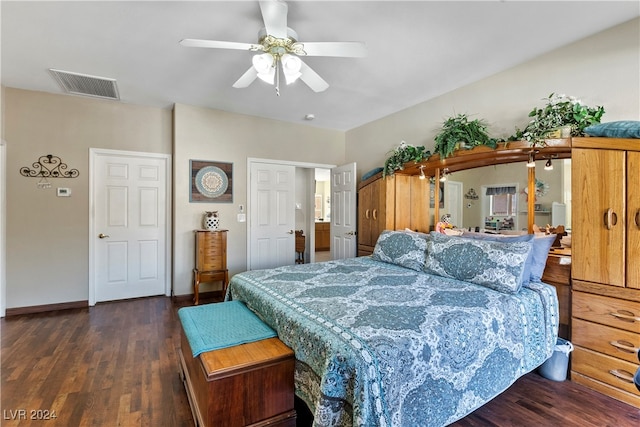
[572,318,640,363]
[572,371,640,408]
[572,291,640,333]
[572,346,640,398]
[202,241,224,257]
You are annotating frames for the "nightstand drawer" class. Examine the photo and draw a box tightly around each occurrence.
[572,318,640,363]
[572,346,640,398]
[573,291,640,333]
[542,253,571,284]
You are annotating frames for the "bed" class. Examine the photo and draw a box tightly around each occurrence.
[226,230,559,426]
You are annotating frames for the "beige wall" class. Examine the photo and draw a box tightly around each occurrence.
[345,18,640,178]
[172,104,345,296]
[4,88,172,308]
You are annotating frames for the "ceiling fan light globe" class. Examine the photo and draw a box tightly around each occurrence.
[281,54,301,72]
[256,68,276,84]
[284,71,302,85]
[281,54,302,84]
[252,53,274,74]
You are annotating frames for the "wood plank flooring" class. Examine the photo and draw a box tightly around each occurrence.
[2,296,639,427]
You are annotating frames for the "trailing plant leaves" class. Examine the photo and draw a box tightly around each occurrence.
[511,93,605,144]
[433,114,496,159]
[383,142,431,177]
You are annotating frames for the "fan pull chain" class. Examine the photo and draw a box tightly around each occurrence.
[275,60,281,96]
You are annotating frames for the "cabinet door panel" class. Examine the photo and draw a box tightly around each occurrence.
[628,151,640,289]
[358,184,373,247]
[572,148,626,287]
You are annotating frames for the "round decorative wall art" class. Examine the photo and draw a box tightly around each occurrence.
[190,160,233,203]
[195,166,228,198]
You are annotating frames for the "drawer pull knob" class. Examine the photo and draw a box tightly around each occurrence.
[635,209,640,228]
[610,311,640,323]
[365,209,370,219]
[372,209,378,220]
[609,340,640,354]
[609,369,635,384]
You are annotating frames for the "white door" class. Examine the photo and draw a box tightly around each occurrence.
[249,162,296,270]
[330,163,357,260]
[91,150,169,303]
[444,180,463,228]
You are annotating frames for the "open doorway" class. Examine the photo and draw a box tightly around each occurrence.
[314,168,331,262]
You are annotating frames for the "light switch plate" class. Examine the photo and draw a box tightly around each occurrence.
[57,187,71,197]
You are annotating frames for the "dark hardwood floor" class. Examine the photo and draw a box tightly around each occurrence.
[2,296,639,427]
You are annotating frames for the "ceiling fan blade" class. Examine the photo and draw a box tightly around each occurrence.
[299,42,367,58]
[259,1,288,38]
[233,67,259,88]
[180,39,257,51]
[299,60,329,93]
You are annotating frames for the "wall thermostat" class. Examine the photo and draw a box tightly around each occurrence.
[57,187,71,197]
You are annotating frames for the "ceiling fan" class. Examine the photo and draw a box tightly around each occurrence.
[180,0,367,95]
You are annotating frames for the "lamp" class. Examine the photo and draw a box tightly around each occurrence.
[526,151,536,168]
[418,165,426,180]
[439,168,449,182]
[281,54,302,85]
[252,53,276,84]
[544,158,553,171]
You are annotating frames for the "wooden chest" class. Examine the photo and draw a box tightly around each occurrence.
[179,332,296,427]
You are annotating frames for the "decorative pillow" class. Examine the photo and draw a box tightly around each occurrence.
[361,167,384,181]
[372,230,429,271]
[460,231,534,285]
[584,121,640,139]
[425,232,532,294]
[529,234,556,282]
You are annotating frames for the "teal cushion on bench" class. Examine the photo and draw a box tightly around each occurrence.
[178,300,277,357]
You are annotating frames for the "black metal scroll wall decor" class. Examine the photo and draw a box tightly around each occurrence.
[20,154,79,189]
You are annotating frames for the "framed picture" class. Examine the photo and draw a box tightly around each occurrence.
[190,160,233,203]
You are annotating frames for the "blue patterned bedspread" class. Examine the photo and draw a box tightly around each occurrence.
[227,257,558,427]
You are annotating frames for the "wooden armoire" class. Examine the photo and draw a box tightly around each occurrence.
[570,137,640,408]
[357,173,430,256]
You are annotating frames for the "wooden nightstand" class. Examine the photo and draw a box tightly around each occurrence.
[193,230,228,305]
[542,248,571,340]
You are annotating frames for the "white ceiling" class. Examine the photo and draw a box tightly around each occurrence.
[2,1,638,131]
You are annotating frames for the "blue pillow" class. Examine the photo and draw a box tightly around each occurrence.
[529,234,556,282]
[584,121,640,138]
[372,230,430,271]
[361,167,384,181]
[459,231,556,283]
[460,231,534,285]
[425,232,532,294]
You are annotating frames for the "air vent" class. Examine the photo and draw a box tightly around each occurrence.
[49,69,120,100]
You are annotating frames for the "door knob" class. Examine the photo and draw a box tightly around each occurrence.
[288,230,294,234]
[98,233,110,239]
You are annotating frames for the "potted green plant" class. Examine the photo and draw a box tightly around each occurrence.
[433,114,497,159]
[510,93,605,144]
[383,141,431,177]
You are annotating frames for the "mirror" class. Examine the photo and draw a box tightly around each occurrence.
[438,159,571,233]
[405,139,572,233]
[314,168,331,222]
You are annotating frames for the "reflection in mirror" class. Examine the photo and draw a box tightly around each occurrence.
[314,168,331,221]
[438,159,571,233]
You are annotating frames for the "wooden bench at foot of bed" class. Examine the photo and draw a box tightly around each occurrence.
[179,331,296,427]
